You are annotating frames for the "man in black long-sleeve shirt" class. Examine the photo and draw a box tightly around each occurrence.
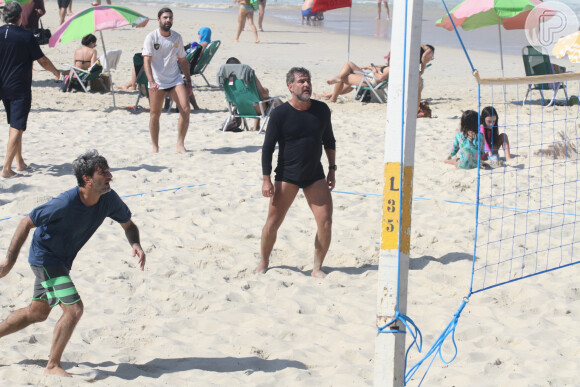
[258,67,336,278]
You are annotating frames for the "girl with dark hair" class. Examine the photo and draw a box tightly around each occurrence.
[480,106,511,164]
[445,110,481,169]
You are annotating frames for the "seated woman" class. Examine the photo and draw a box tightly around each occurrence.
[62,34,98,92]
[74,34,98,70]
[316,55,390,102]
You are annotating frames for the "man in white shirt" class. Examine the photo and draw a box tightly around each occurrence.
[142,8,192,153]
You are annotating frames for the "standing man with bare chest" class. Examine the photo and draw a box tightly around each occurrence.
[142,7,192,154]
[258,67,336,278]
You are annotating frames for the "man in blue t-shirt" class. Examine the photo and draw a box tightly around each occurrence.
[0,2,60,179]
[0,150,146,378]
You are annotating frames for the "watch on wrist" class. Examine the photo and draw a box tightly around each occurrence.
[329,165,337,171]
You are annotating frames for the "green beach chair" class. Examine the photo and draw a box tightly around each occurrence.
[63,60,105,93]
[190,40,221,87]
[133,53,149,111]
[522,45,568,106]
[216,64,280,134]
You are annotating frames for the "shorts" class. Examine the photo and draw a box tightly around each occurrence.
[302,8,313,17]
[275,174,325,189]
[2,96,31,131]
[58,0,71,8]
[31,265,81,308]
[160,85,176,92]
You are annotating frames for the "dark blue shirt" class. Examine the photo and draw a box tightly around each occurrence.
[0,24,44,99]
[28,187,132,269]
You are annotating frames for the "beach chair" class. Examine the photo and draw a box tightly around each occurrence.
[353,70,388,103]
[191,40,221,86]
[133,53,149,111]
[216,63,280,134]
[522,45,568,106]
[63,60,105,93]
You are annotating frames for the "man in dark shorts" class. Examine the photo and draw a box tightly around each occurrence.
[0,2,60,179]
[57,0,71,25]
[0,150,146,377]
[142,8,192,154]
[258,67,336,278]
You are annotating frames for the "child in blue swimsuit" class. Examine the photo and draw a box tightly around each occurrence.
[445,110,481,169]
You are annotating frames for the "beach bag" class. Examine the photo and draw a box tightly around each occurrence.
[33,20,51,46]
[354,88,371,103]
[222,111,243,132]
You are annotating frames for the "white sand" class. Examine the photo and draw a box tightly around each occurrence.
[0,2,579,386]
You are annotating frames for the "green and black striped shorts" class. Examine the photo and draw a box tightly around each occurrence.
[31,265,81,308]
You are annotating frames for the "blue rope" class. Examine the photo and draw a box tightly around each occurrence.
[440,0,476,73]
[404,298,469,385]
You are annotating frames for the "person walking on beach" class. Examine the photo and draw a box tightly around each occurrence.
[0,150,146,377]
[0,2,60,179]
[233,0,259,43]
[258,67,336,278]
[377,0,390,20]
[143,7,192,153]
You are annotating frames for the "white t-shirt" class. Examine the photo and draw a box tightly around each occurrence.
[142,29,186,89]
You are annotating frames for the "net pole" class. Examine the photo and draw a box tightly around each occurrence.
[374,0,423,385]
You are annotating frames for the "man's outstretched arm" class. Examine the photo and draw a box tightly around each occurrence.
[0,216,35,278]
[120,220,146,270]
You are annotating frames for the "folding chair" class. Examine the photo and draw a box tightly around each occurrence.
[216,64,280,134]
[353,70,388,103]
[63,60,105,93]
[522,45,568,106]
[133,53,149,111]
[191,40,221,87]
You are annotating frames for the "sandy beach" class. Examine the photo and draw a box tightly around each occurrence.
[1,1,579,385]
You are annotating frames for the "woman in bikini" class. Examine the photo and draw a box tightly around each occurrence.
[316,55,390,102]
[233,0,259,43]
[73,34,98,71]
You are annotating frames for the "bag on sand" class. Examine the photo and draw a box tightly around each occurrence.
[417,101,432,118]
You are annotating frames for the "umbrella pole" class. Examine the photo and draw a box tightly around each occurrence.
[99,30,116,108]
[347,6,352,62]
[498,18,504,77]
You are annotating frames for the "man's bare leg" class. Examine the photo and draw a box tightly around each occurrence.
[15,131,27,171]
[44,301,84,377]
[168,85,190,153]
[0,300,51,338]
[257,181,299,273]
[1,127,24,178]
[148,89,166,153]
[303,179,333,278]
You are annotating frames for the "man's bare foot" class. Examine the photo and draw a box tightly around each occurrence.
[152,146,159,153]
[259,28,264,32]
[16,163,30,171]
[176,145,187,154]
[254,260,269,274]
[255,39,260,43]
[326,78,341,85]
[311,269,327,278]
[117,84,136,91]
[233,38,239,42]
[44,365,72,377]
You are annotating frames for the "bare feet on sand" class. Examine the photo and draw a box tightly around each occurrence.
[44,365,72,377]
[311,269,327,278]
[254,260,269,274]
[176,144,187,154]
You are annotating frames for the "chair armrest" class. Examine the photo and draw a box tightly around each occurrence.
[65,64,90,75]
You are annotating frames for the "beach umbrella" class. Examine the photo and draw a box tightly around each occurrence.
[0,0,32,5]
[553,31,580,63]
[436,0,543,74]
[48,5,150,107]
[311,0,353,61]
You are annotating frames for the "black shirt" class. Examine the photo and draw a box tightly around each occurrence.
[262,100,336,182]
[0,24,44,99]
